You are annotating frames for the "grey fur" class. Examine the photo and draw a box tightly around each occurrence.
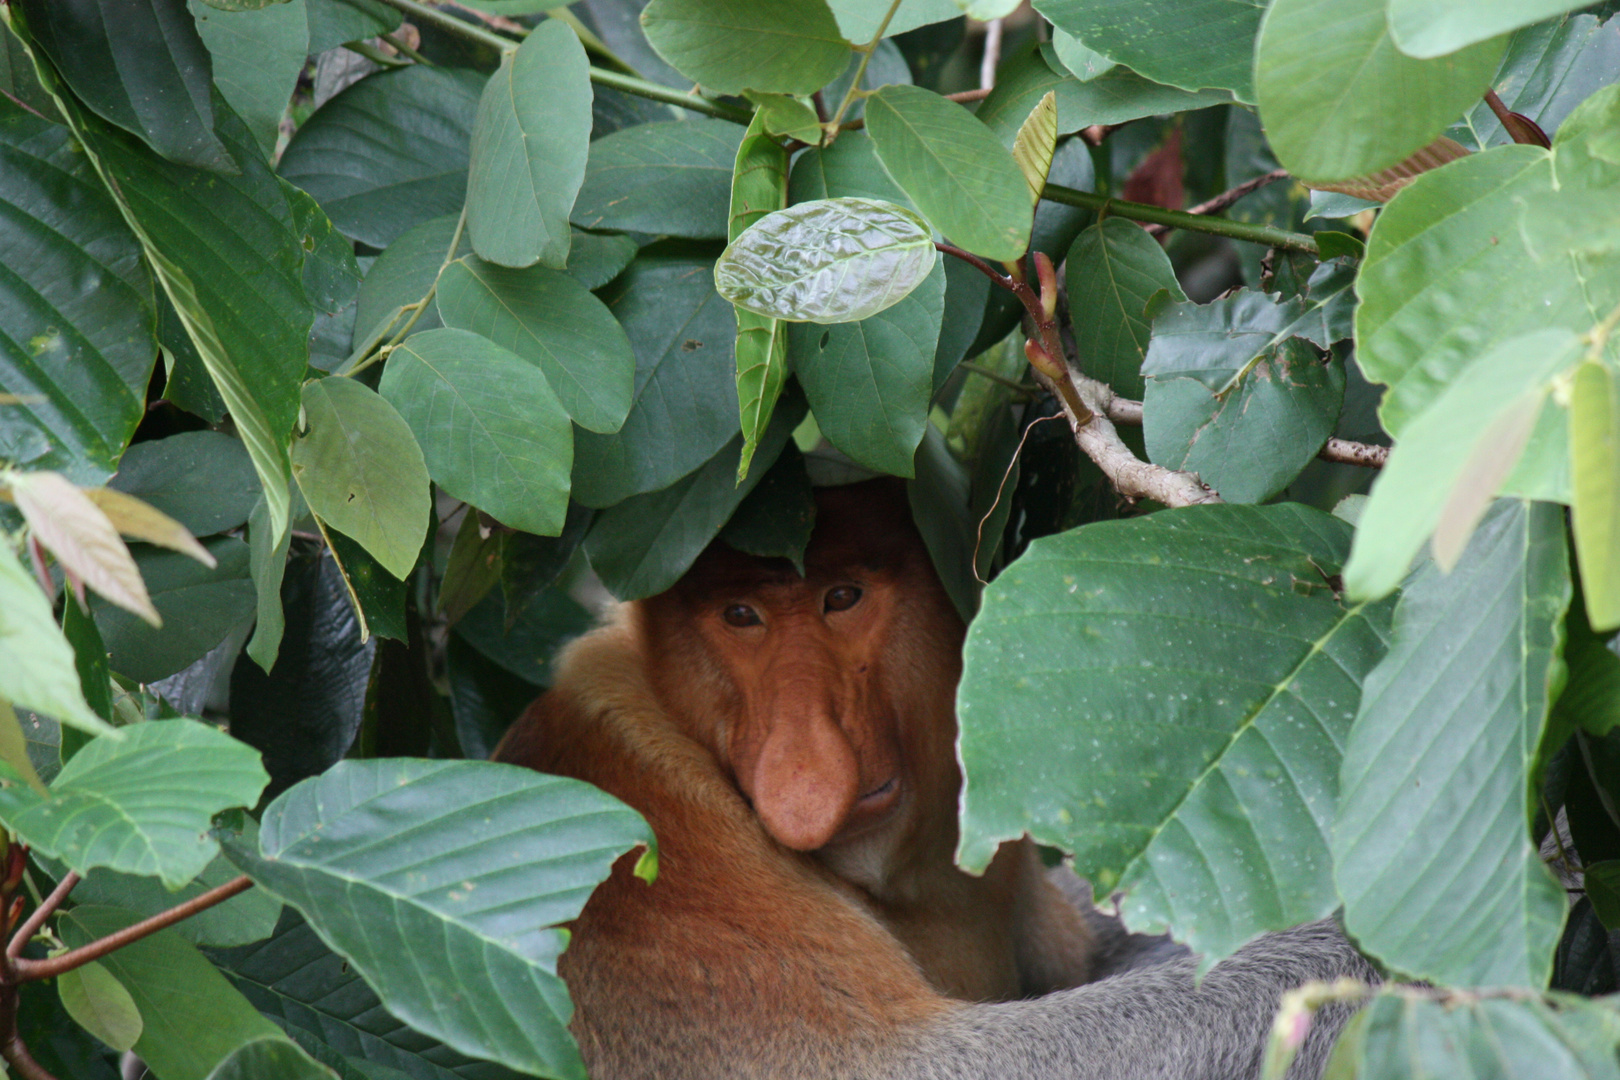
[883,919,1376,1080]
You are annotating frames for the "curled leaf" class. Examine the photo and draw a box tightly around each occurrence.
[82,488,216,568]
[7,472,159,627]
[714,197,937,324]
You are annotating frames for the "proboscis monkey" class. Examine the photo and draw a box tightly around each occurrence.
[495,479,1374,1080]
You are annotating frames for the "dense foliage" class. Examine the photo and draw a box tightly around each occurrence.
[1,0,1618,1077]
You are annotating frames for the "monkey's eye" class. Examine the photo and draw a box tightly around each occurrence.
[723,604,762,628]
[824,586,862,613]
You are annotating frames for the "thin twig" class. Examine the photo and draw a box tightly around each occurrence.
[1103,397,1387,467]
[830,88,993,133]
[826,0,903,132]
[960,362,1034,393]
[11,876,254,983]
[980,18,1003,90]
[973,415,1066,582]
[6,873,77,960]
[1144,169,1290,238]
[1043,183,1320,254]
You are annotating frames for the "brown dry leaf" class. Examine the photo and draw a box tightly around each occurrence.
[8,471,160,627]
[83,488,216,568]
[1306,136,1472,203]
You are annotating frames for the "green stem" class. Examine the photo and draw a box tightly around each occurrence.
[365,0,751,122]
[1042,183,1320,254]
[826,0,902,133]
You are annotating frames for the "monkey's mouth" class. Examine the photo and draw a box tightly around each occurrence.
[858,776,899,806]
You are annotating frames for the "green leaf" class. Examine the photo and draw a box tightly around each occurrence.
[188,0,309,157]
[1451,13,1620,151]
[59,906,323,1080]
[564,229,638,291]
[571,248,740,508]
[745,91,822,144]
[718,442,815,571]
[0,718,267,887]
[304,0,401,53]
[58,960,143,1052]
[17,0,230,169]
[0,541,118,739]
[826,0,959,41]
[959,504,1394,967]
[291,377,431,580]
[224,759,655,1080]
[585,395,804,599]
[1343,329,1582,602]
[866,84,1033,261]
[66,98,352,552]
[788,129,911,205]
[1033,0,1263,102]
[572,118,744,240]
[380,328,573,536]
[1389,0,1592,58]
[729,112,791,480]
[435,256,636,436]
[1049,27,1114,81]
[1336,499,1569,987]
[94,537,255,684]
[1571,359,1620,632]
[716,197,938,323]
[245,490,291,672]
[1065,217,1186,401]
[218,911,526,1080]
[789,258,945,475]
[1254,0,1506,183]
[110,431,260,539]
[0,107,154,484]
[1356,118,1620,497]
[466,20,591,269]
[352,214,466,350]
[206,1037,336,1080]
[65,823,282,947]
[1142,290,1345,503]
[279,65,483,248]
[641,0,849,96]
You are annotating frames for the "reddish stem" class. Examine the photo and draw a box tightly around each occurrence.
[7,873,77,960]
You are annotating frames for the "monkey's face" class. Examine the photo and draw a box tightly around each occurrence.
[639,480,965,860]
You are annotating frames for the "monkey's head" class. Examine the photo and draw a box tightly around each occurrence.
[637,479,966,864]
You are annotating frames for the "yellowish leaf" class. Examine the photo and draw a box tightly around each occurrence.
[1431,390,1543,571]
[1012,91,1058,209]
[1571,359,1620,631]
[82,488,216,568]
[8,472,159,627]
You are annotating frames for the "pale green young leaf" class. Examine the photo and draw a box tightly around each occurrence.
[1570,359,1620,631]
[0,542,117,738]
[729,112,791,481]
[1011,91,1057,208]
[58,960,143,1053]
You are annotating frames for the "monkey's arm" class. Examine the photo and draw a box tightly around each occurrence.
[888,920,1374,1080]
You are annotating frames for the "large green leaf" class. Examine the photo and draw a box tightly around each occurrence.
[466,20,591,270]
[789,258,944,476]
[1332,991,1620,1080]
[219,909,533,1080]
[189,0,309,157]
[1335,499,1569,987]
[434,257,635,435]
[60,906,330,1080]
[584,395,803,600]
[640,0,849,96]
[826,0,959,41]
[958,504,1394,967]
[65,96,357,551]
[1065,216,1185,401]
[1357,87,1620,499]
[109,431,260,539]
[292,377,431,580]
[0,718,266,887]
[1254,0,1506,183]
[304,0,401,53]
[1572,359,1620,631]
[728,112,790,481]
[1142,290,1345,503]
[17,0,230,169]
[1450,13,1620,151]
[1344,329,1583,602]
[571,248,740,508]
[572,119,744,240]
[715,197,938,323]
[866,84,1033,261]
[1033,0,1263,102]
[0,540,116,738]
[0,106,153,484]
[381,328,573,536]
[1388,0,1593,58]
[94,537,255,683]
[63,824,282,947]
[279,65,483,249]
[223,759,654,1080]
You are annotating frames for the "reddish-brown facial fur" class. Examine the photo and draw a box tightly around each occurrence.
[493,479,1095,1077]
